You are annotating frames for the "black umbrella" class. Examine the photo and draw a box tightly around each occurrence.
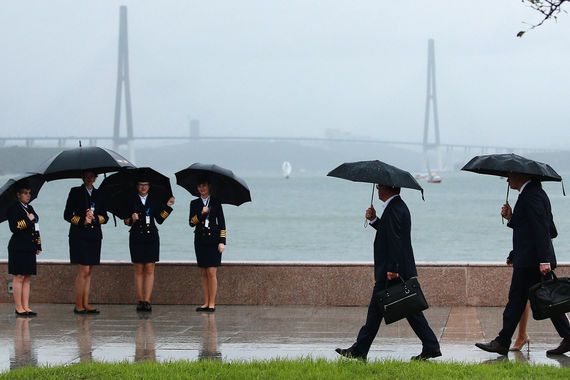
[327,160,424,203]
[175,163,251,206]
[461,153,564,223]
[36,146,134,181]
[0,173,45,223]
[461,153,562,182]
[99,167,173,219]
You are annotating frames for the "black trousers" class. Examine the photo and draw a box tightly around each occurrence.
[496,267,570,347]
[353,281,440,356]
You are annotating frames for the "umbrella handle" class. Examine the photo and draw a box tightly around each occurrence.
[364,184,375,228]
[502,183,510,225]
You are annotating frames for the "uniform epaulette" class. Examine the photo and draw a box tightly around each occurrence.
[16,219,27,230]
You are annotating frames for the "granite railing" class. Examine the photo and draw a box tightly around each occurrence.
[1,261,568,307]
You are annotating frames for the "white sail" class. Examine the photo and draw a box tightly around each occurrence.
[282,161,292,178]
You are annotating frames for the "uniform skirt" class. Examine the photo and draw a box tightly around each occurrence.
[69,238,102,265]
[129,233,160,263]
[194,242,221,268]
[8,249,37,275]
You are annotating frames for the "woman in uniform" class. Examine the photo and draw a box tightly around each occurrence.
[124,179,174,312]
[7,182,42,317]
[189,178,226,312]
[64,170,108,314]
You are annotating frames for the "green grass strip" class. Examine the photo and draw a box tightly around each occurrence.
[2,359,569,380]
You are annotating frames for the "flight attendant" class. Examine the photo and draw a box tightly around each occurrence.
[189,178,226,312]
[124,179,174,312]
[7,182,42,317]
[64,170,108,314]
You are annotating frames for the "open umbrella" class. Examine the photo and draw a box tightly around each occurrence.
[328,160,423,227]
[35,146,134,181]
[327,160,424,203]
[461,153,564,223]
[461,153,562,182]
[99,167,173,219]
[0,173,45,223]
[175,163,251,206]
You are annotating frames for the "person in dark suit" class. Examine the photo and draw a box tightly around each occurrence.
[189,179,226,312]
[336,184,441,361]
[124,179,175,312]
[7,182,42,317]
[476,174,570,356]
[64,170,108,314]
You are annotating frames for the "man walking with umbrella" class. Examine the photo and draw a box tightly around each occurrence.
[329,161,440,361]
[475,173,570,356]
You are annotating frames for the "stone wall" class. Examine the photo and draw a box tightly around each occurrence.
[1,261,568,306]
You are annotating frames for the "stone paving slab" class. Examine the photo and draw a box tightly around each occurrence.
[0,304,569,372]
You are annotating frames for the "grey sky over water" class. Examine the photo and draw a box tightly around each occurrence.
[0,1,569,148]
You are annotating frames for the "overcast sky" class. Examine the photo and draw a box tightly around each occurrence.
[1,1,569,148]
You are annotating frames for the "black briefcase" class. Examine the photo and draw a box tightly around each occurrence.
[377,277,429,325]
[529,271,570,320]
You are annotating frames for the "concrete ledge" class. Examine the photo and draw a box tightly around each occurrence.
[1,261,569,306]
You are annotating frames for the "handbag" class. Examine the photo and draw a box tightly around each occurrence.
[377,276,429,325]
[529,271,570,320]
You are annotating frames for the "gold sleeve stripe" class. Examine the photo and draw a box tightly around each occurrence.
[160,211,170,219]
[98,215,106,224]
[191,215,199,224]
[71,216,81,225]
[220,230,227,237]
[17,220,27,230]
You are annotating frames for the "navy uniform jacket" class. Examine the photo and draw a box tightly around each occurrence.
[189,197,226,246]
[370,196,417,283]
[507,181,558,269]
[8,202,41,252]
[124,194,173,236]
[63,185,108,240]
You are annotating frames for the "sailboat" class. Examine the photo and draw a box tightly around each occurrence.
[282,161,292,179]
[424,154,442,184]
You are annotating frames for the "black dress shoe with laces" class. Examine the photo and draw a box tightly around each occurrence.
[335,347,367,361]
[547,339,570,356]
[411,350,442,360]
[475,340,509,356]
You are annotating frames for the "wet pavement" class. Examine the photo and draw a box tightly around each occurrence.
[1,304,569,372]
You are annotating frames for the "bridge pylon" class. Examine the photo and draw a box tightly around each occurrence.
[112,6,135,163]
[422,39,442,175]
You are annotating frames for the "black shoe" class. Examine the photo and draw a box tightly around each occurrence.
[546,339,570,356]
[136,301,146,312]
[73,308,88,315]
[196,306,209,312]
[206,307,216,312]
[144,301,152,312]
[85,308,100,314]
[475,340,509,356]
[25,310,37,317]
[335,347,367,361]
[15,310,29,317]
[411,350,442,360]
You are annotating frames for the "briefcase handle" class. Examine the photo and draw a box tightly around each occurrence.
[540,270,557,282]
[383,276,415,298]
